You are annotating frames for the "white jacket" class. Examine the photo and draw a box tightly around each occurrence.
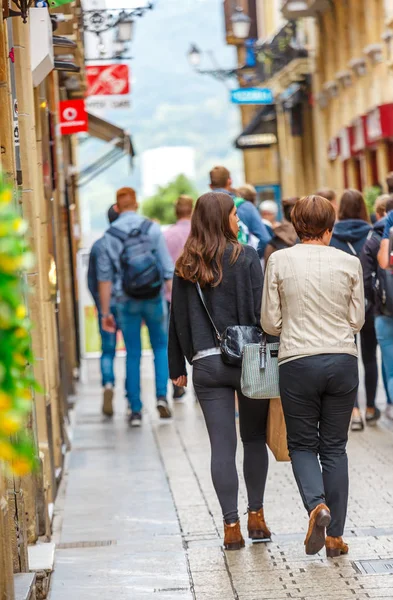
[262,244,365,363]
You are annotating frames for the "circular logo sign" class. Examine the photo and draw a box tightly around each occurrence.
[63,107,78,122]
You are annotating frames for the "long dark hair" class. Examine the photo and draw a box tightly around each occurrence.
[338,189,370,222]
[176,192,241,287]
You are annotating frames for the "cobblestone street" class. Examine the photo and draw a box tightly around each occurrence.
[49,356,393,600]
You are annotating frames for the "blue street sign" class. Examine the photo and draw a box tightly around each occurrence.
[230,87,274,105]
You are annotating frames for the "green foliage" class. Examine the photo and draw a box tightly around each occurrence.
[141,174,198,225]
[0,174,38,476]
[364,186,382,216]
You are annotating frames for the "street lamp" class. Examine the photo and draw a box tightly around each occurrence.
[231,6,251,40]
[83,5,153,60]
[188,45,201,68]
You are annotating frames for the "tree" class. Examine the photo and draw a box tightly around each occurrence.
[141,174,198,224]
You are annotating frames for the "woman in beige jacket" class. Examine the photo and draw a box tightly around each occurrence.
[262,195,365,558]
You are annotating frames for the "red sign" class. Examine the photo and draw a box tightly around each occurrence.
[365,104,393,145]
[86,64,130,97]
[59,100,88,135]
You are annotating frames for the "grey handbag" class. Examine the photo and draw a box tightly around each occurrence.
[241,334,280,399]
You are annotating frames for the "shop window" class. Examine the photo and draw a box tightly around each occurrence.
[388,142,393,172]
[343,160,349,189]
[369,149,379,186]
[354,158,363,191]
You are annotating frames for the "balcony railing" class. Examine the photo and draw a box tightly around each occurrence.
[281,0,330,19]
[255,21,308,83]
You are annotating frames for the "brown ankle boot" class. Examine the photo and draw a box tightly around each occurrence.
[326,536,349,558]
[223,521,245,551]
[248,508,271,541]
[304,503,331,555]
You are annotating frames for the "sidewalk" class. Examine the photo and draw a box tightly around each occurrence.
[49,356,393,600]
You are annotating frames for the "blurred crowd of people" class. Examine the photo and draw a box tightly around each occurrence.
[88,167,393,430]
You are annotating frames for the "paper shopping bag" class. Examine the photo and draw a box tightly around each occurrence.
[267,397,290,462]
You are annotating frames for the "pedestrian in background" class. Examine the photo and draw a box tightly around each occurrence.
[264,197,298,263]
[330,189,371,431]
[376,194,393,421]
[259,200,279,236]
[98,187,174,427]
[263,195,364,558]
[361,194,393,421]
[209,166,271,257]
[316,188,338,214]
[169,192,271,551]
[88,204,121,417]
[164,195,193,400]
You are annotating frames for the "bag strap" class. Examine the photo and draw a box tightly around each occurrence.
[346,241,358,256]
[195,283,221,342]
[140,219,153,235]
[107,226,129,243]
[259,333,267,369]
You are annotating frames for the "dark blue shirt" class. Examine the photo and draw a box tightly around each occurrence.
[383,210,393,239]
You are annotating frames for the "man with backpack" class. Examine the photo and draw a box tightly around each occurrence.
[209,166,271,256]
[88,203,122,418]
[98,187,174,426]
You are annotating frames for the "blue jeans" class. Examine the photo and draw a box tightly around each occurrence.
[117,296,169,413]
[375,315,393,405]
[98,306,118,387]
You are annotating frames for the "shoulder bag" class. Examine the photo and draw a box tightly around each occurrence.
[196,282,262,367]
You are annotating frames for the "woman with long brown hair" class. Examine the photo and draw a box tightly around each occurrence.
[330,189,372,431]
[168,192,271,550]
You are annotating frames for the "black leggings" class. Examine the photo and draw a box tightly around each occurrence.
[360,314,378,409]
[193,354,269,524]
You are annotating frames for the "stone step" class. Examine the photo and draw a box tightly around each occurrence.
[28,542,55,599]
[14,573,36,600]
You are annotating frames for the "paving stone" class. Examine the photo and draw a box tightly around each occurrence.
[49,357,393,600]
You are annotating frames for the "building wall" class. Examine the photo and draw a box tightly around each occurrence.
[314,0,393,195]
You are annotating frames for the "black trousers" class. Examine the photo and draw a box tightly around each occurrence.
[280,354,358,537]
[193,355,270,524]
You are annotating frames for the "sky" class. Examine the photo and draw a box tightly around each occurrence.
[80,0,244,239]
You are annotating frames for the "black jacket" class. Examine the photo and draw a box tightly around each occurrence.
[168,245,263,379]
[360,217,386,317]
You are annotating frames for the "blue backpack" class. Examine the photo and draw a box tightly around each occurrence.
[107,219,163,300]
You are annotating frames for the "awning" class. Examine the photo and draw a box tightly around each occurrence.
[235,105,277,149]
[87,113,135,157]
[78,114,135,187]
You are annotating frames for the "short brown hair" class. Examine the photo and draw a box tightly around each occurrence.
[338,189,369,222]
[374,194,390,218]
[175,195,194,219]
[282,197,299,222]
[236,184,257,203]
[291,195,336,241]
[210,166,230,189]
[316,188,336,203]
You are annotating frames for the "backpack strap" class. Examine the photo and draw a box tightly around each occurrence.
[139,219,154,235]
[107,219,153,242]
[346,241,358,257]
[233,197,245,209]
[107,226,129,242]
